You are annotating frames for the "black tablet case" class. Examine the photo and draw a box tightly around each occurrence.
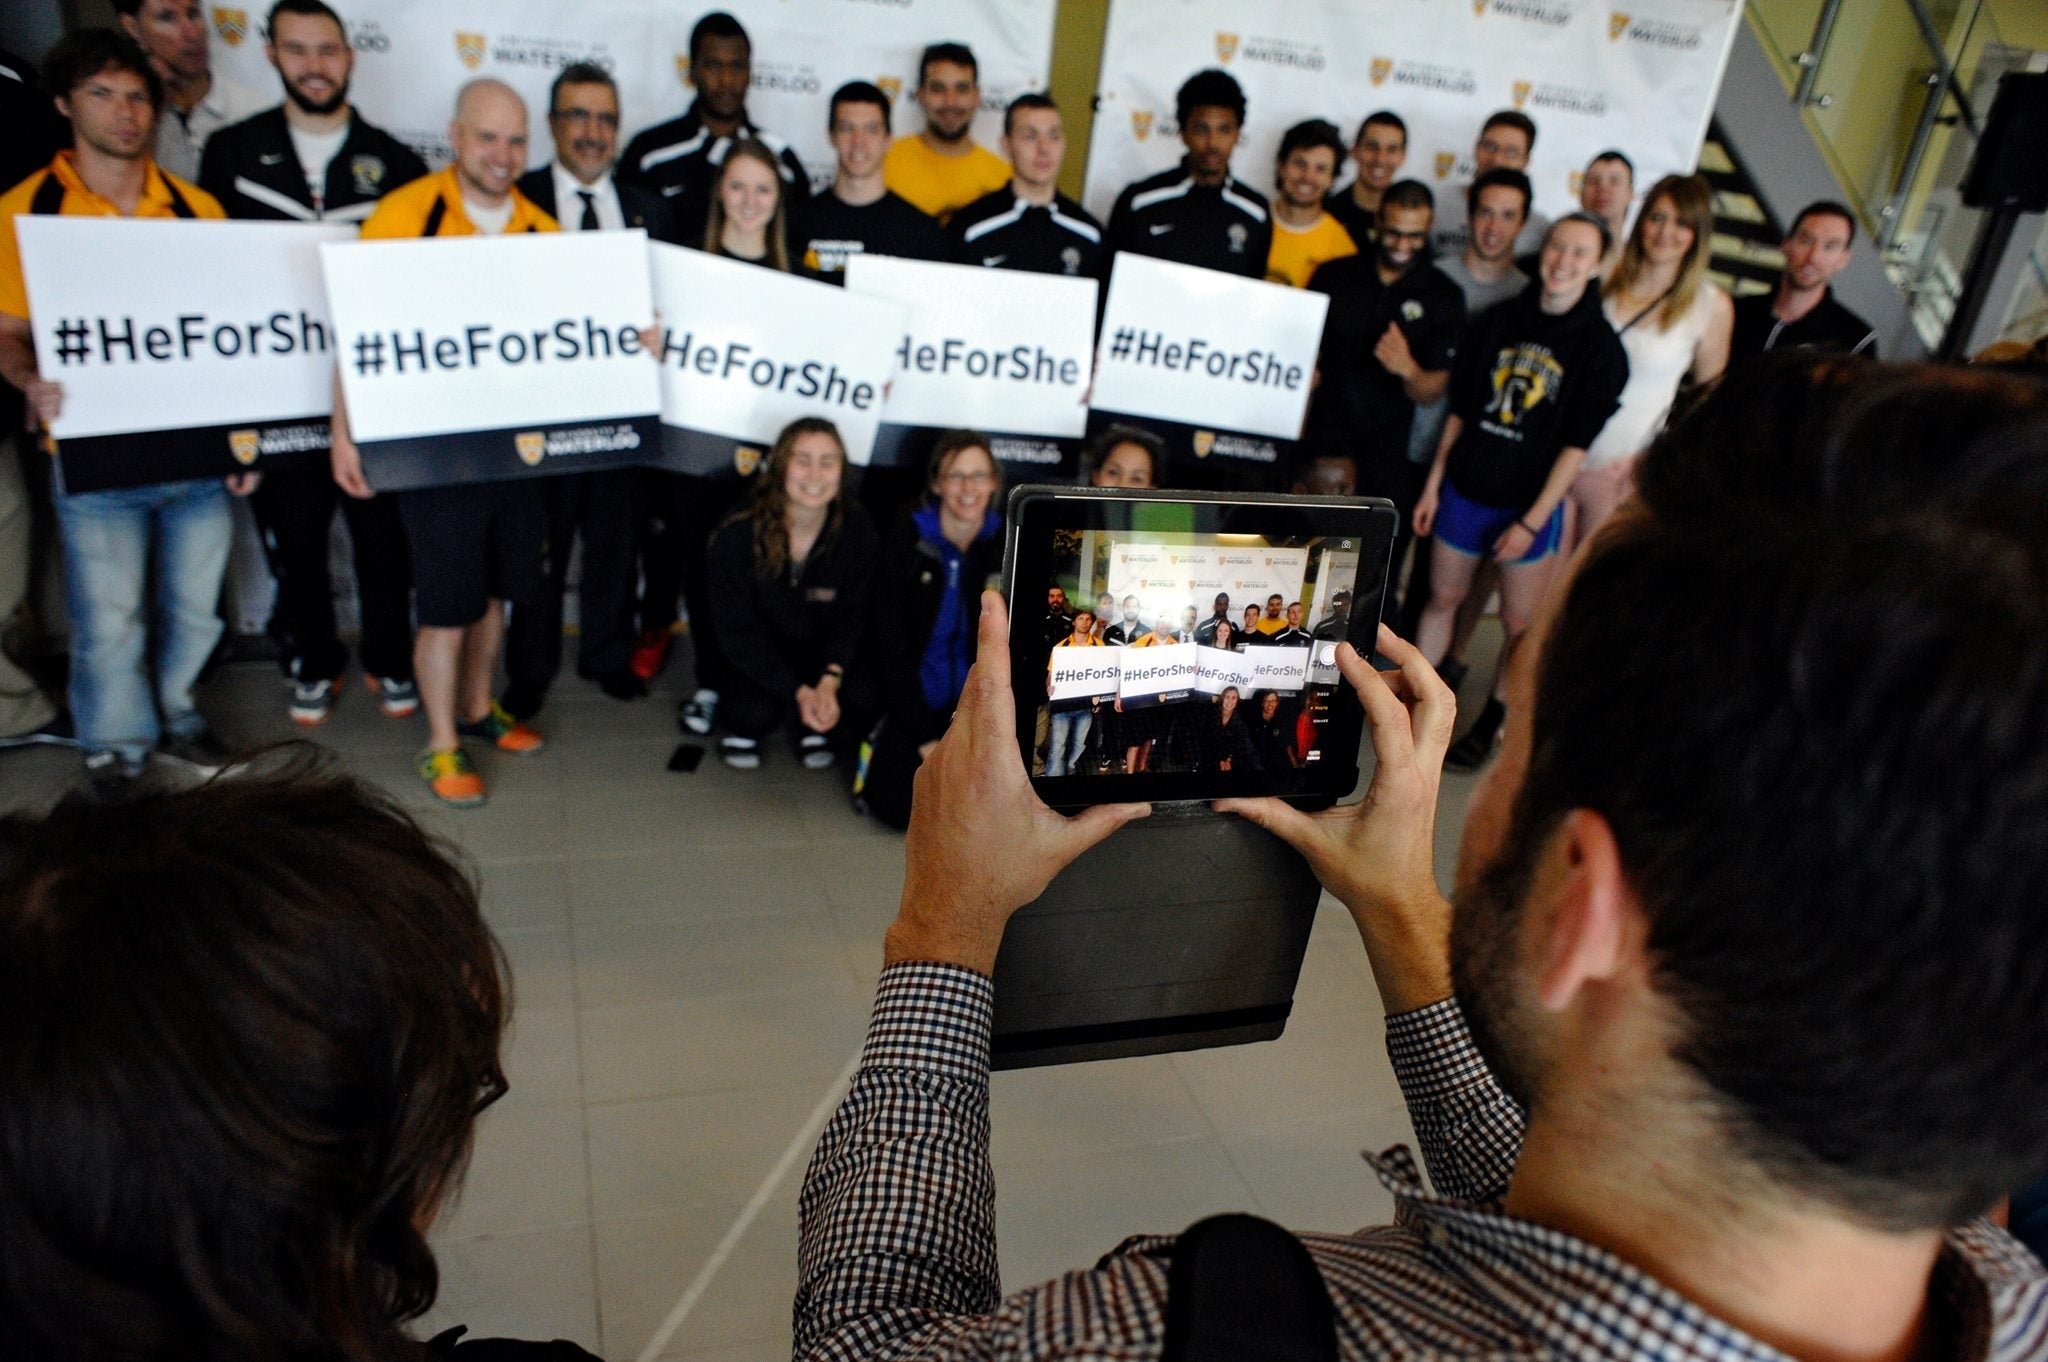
[990,807,1323,1069]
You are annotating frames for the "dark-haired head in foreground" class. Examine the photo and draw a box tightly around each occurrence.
[0,752,519,1360]
[1459,353,2048,1229]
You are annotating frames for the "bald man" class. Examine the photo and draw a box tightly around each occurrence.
[331,78,557,807]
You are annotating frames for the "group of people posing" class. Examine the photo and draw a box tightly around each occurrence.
[0,0,1884,807]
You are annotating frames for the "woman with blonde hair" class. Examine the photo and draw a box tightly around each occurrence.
[1572,172,1732,544]
[703,136,793,270]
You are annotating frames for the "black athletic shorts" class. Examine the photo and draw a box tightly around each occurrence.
[397,479,545,628]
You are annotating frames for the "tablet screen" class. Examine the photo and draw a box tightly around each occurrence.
[1004,487,1398,809]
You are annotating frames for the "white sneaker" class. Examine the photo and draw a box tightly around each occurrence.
[719,735,760,769]
[798,733,833,769]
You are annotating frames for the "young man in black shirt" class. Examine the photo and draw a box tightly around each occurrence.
[618,11,808,242]
[948,93,1103,279]
[1326,109,1406,247]
[1414,212,1628,768]
[1105,68,1270,279]
[1729,200,1878,364]
[794,81,946,283]
[1307,179,1465,581]
[199,0,423,727]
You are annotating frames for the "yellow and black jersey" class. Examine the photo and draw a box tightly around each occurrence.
[882,136,1011,222]
[1265,212,1356,289]
[0,151,224,320]
[358,166,558,240]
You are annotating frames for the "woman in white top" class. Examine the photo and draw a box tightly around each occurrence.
[1571,173,1732,547]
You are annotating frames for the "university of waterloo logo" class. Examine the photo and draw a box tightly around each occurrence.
[1214,32,1239,62]
[1569,170,1585,195]
[675,55,692,86]
[733,445,762,477]
[1192,430,1216,459]
[1609,11,1632,39]
[1131,110,1153,141]
[1435,151,1457,179]
[1370,56,1393,86]
[455,32,486,71]
[211,8,248,46]
[1473,0,1490,14]
[876,75,902,102]
[1512,80,1533,108]
[515,431,545,467]
[228,429,259,465]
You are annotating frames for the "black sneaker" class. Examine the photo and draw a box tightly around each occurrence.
[596,670,648,701]
[797,733,833,770]
[158,728,233,777]
[0,713,76,750]
[719,735,761,769]
[679,689,719,735]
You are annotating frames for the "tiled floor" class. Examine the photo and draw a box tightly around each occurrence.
[0,628,1494,1362]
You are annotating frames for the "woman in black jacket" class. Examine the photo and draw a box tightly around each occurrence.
[706,418,878,769]
[858,431,1004,826]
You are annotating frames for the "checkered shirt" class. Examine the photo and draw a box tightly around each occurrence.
[795,963,2048,1361]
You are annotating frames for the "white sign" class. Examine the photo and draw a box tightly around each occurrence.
[650,243,905,466]
[207,0,1053,200]
[1048,646,1121,705]
[1118,641,1197,707]
[1241,645,1311,694]
[321,230,660,442]
[1192,645,1251,697]
[1083,0,1741,233]
[21,218,349,441]
[1090,255,1326,442]
[845,254,1095,440]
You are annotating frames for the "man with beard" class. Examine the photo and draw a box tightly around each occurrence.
[1307,179,1464,581]
[200,0,425,728]
[113,0,265,182]
[619,11,808,242]
[792,358,2048,1360]
[1729,201,1878,364]
[882,42,1012,223]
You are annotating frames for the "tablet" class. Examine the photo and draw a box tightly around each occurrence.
[1002,486,1399,811]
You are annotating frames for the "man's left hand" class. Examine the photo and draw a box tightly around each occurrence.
[887,590,1149,975]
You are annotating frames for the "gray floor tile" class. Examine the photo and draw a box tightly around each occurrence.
[572,908,855,1009]
[593,1187,800,1359]
[418,1223,602,1353]
[585,1078,841,1222]
[434,1103,591,1240]
[578,983,869,1105]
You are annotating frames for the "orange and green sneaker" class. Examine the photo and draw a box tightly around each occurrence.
[457,700,546,755]
[419,747,486,807]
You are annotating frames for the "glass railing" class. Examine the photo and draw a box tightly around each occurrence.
[1747,0,2046,350]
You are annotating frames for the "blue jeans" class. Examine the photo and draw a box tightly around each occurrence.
[54,475,231,762]
[1047,708,1093,777]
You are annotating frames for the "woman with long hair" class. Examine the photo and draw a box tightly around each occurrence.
[705,417,878,770]
[702,137,793,270]
[1572,173,1732,545]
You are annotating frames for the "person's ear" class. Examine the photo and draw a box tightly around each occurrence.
[1534,809,1636,1013]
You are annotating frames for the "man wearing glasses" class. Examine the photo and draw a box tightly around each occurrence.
[1430,109,1549,259]
[501,62,678,720]
[1306,179,1464,582]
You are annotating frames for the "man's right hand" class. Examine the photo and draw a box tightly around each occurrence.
[331,428,373,499]
[1217,625,1457,1014]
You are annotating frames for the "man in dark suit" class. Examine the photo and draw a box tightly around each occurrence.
[502,61,678,717]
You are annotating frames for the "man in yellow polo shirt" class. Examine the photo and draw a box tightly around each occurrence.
[882,42,1011,223]
[1265,118,1357,289]
[329,77,554,807]
[0,30,255,794]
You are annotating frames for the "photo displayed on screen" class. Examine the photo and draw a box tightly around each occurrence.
[1030,528,1363,779]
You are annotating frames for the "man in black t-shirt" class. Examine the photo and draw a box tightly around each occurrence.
[949,94,1104,279]
[1307,179,1464,573]
[794,81,946,283]
[1729,200,1878,365]
[1325,110,1406,247]
[1105,68,1270,279]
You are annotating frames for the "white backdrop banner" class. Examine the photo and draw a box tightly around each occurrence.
[321,230,661,489]
[1090,254,1326,452]
[1104,540,1307,635]
[204,0,1055,196]
[649,243,906,476]
[1083,0,1741,230]
[20,217,350,491]
[846,254,1095,474]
